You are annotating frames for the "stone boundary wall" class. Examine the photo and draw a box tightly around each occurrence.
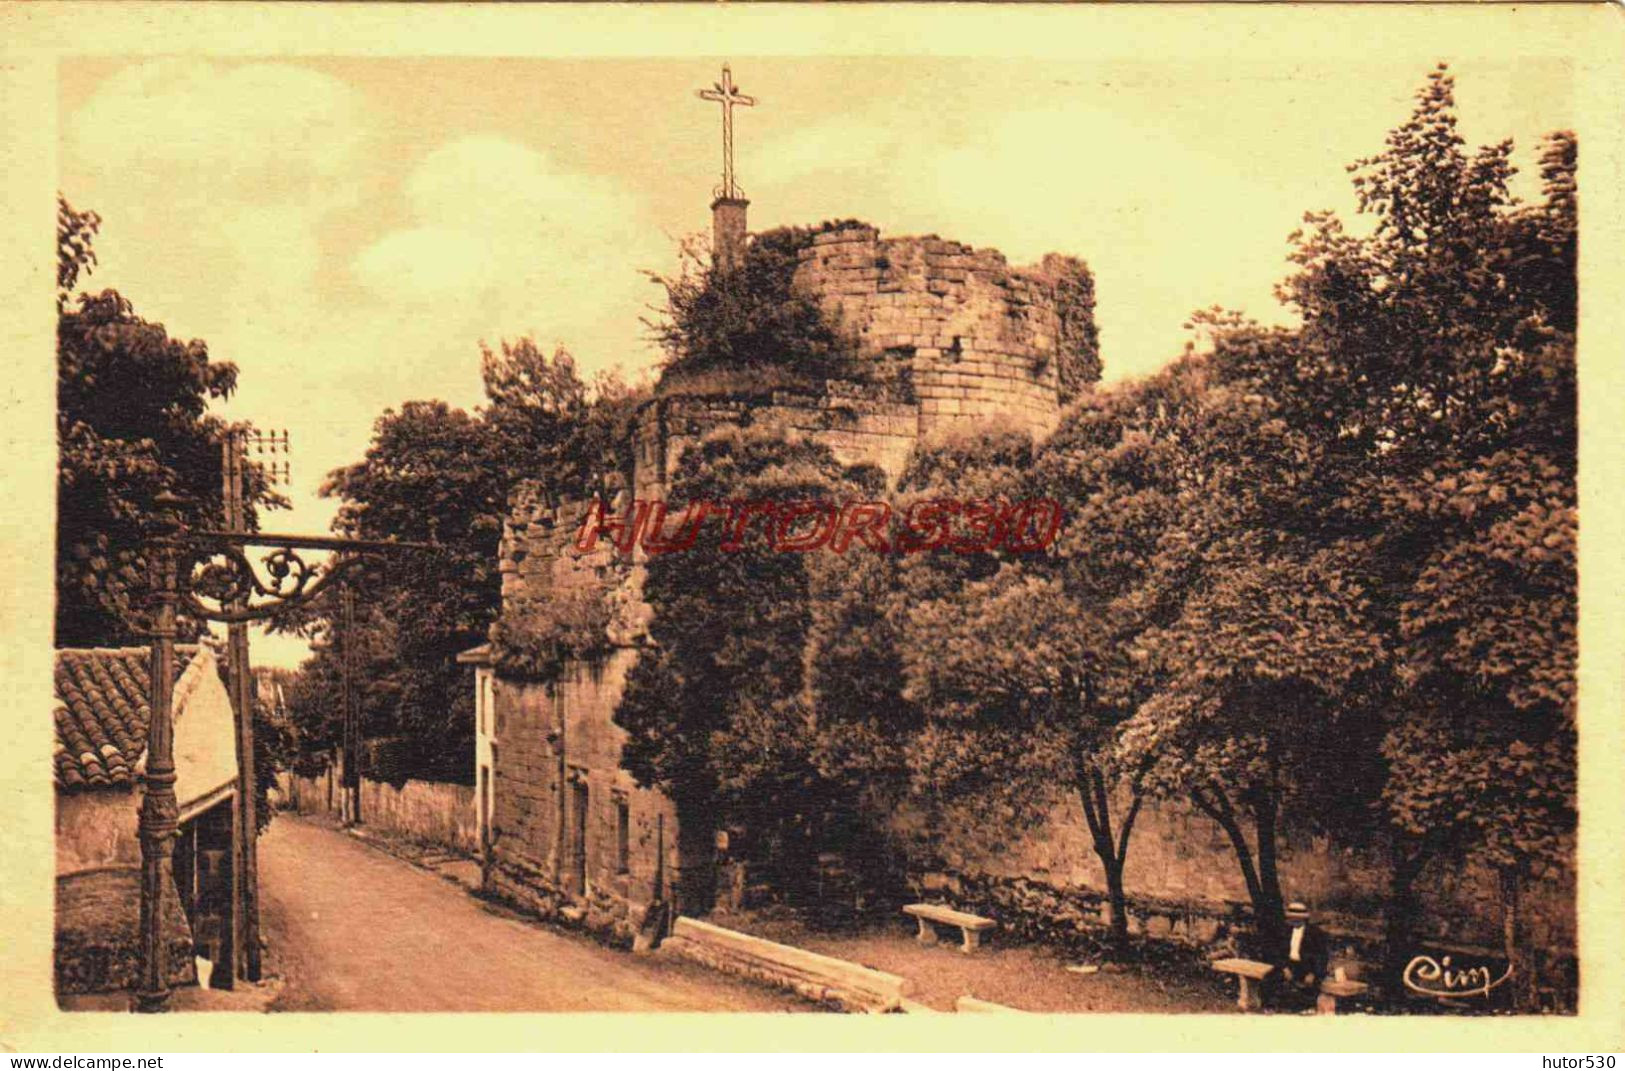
[286,768,339,817]
[286,771,477,856]
[660,916,910,1012]
[793,225,1066,435]
[892,789,1574,1004]
[899,789,1574,964]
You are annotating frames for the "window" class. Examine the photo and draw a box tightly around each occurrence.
[614,796,631,874]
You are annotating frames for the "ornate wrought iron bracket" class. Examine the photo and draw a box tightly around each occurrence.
[137,498,434,1012]
[180,530,432,625]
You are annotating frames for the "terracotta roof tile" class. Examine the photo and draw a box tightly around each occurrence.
[53,646,202,793]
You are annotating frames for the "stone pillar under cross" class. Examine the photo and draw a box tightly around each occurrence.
[711,196,749,274]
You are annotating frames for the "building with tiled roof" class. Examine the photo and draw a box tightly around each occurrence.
[53,644,241,999]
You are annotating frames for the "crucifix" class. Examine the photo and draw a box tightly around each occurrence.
[696,63,756,200]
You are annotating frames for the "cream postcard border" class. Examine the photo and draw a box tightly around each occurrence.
[1,1,1621,1053]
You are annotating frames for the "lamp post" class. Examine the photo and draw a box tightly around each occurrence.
[135,497,430,1012]
[134,493,183,1013]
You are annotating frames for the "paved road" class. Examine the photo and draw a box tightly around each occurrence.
[258,815,807,1012]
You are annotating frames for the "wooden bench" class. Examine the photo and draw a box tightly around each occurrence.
[1211,957,1275,1011]
[1316,977,1370,1015]
[903,903,997,954]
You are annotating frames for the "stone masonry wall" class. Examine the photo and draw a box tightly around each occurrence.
[631,385,918,499]
[792,224,1070,436]
[286,771,478,856]
[485,652,678,946]
[896,786,1575,976]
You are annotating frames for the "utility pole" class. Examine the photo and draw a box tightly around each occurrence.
[220,428,286,983]
[339,584,361,827]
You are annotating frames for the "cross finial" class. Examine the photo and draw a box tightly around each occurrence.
[696,63,756,200]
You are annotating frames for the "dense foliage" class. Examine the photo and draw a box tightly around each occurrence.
[56,199,292,840]
[1113,66,1575,991]
[280,341,638,778]
[645,222,867,384]
[55,195,283,646]
[615,427,887,902]
[612,68,1576,1007]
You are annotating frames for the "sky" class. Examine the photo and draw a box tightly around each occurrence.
[58,54,1573,666]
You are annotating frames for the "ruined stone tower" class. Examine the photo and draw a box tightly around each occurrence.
[625,222,1093,499]
[486,203,1099,931]
[793,224,1083,435]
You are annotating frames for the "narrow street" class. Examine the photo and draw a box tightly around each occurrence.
[258,815,810,1012]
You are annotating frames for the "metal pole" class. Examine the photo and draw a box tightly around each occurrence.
[136,496,182,1013]
[340,585,360,826]
[223,431,263,982]
[721,94,733,198]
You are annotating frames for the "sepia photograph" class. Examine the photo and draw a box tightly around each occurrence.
[4,0,1624,1057]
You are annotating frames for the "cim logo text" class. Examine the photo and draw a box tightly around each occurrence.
[1401,953,1512,1000]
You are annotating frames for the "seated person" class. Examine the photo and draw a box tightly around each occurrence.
[1275,901,1330,1001]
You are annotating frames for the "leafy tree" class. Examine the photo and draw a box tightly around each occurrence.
[798,425,1039,902]
[251,695,296,832]
[615,427,883,907]
[278,595,403,767]
[1120,530,1389,955]
[644,223,864,382]
[1022,367,1215,941]
[304,401,507,773]
[58,196,100,305]
[479,337,622,496]
[1192,67,1577,1000]
[284,340,634,778]
[797,542,918,896]
[1051,347,1387,954]
[55,195,281,646]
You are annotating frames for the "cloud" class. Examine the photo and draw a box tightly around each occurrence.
[353,226,498,305]
[64,59,374,346]
[751,99,1306,383]
[354,135,669,378]
[69,59,371,212]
